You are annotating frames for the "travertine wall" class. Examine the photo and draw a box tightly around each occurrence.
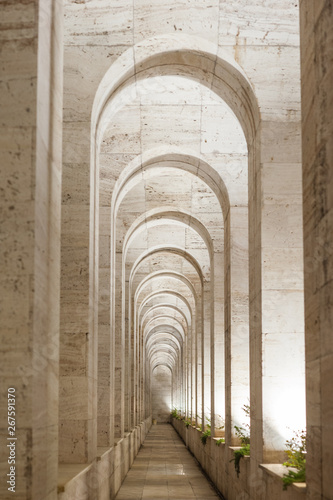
[58,417,151,500]
[0,1,319,499]
[152,366,172,423]
[0,1,63,499]
[300,1,333,499]
[173,418,307,500]
[59,0,305,496]
[59,0,307,495]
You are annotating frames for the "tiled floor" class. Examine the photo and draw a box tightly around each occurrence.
[115,424,221,500]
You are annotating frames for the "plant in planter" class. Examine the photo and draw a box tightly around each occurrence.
[170,408,181,420]
[199,413,225,445]
[234,424,250,445]
[215,438,225,446]
[282,429,306,490]
[170,408,177,419]
[232,444,250,476]
[201,428,211,445]
[184,418,191,428]
[231,403,250,477]
[199,414,211,445]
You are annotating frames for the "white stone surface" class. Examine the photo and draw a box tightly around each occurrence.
[2,0,323,498]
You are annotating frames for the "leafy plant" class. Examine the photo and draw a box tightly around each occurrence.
[185,418,191,428]
[242,403,250,417]
[201,428,211,445]
[282,469,306,489]
[215,438,225,446]
[282,430,306,490]
[231,403,250,476]
[283,429,306,468]
[197,411,224,445]
[234,403,250,444]
[170,408,182,420]
[234,425,250,445]
[231,444,250,477]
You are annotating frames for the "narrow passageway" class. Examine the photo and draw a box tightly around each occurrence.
[115,424,221,500]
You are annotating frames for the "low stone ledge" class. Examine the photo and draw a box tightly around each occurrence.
[172,417,306,500]
[58,417,151,498]
[58,463,92,493]
[229,446,250,458]
[212,437,225,445]
[97,446,111,459]
[260,463,306,493]
[114,437,123,446]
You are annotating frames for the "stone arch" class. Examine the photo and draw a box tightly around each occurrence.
[113,149,230,216]
[134,270,199,307]
[138,289,195,416]
[92,28,304,463]
[95,44,252,438]
[129,246,206,284]
[142,302,189,324]
[124,207,215,260]
[133,269,200,419]
[91,33,259,144]
[141,304,189,334]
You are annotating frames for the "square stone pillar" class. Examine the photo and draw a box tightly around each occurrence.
[300,2,333,498]
[0,1,63,498]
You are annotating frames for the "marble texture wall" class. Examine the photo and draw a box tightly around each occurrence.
[0,1,313,499]
[0,1,63,499]
[58,417,151,500]
[59,0,305,485]
[98,206,113,447]
[152,366,172,423]
[300,1,333,499]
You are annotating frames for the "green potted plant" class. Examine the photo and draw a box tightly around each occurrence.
[231,403,250,477]
[282,429,306,489]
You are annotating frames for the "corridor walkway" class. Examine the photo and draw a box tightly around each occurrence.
[115,424,221,500]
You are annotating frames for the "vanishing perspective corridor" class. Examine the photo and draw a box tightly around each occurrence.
[1,1,333,500]
[115,425,220,500]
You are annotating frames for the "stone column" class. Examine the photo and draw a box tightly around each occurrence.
[114,251,125,438]
[203,284,211,429]
[97,206,113,447]
[191,321,197,423]
[260,119,305,462]
[0,1,63,498]
[59,52,98,464]
[195,300,202,427]
[249,112,305,483]
[250,120,305,469]
[214,250,225,436]
[300,2,333,498]
[228,207,250,444]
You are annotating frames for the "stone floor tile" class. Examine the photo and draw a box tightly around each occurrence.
[115,424,220,499]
